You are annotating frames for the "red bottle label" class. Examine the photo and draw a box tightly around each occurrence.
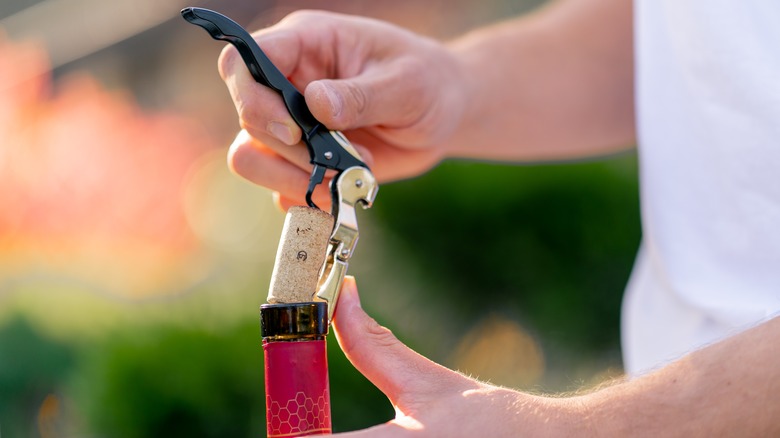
[264,339,332,437]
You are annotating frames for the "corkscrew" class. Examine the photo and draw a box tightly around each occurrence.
[181,7,377,320]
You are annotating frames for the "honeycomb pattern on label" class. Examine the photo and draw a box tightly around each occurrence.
[267,389,331,436]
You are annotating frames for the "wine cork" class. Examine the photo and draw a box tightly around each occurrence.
[268,206,335,303]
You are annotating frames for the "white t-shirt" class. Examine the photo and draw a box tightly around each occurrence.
[624,1,780,375]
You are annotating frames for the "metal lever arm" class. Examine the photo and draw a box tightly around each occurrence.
[317,166,378,319]
[181,7,319,134]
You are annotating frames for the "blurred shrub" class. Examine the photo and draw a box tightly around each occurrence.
[0,316,75,437]
[72,321,265,437]
[372,155,641,356]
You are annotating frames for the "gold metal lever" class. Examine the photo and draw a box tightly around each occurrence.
[316,166,378,320]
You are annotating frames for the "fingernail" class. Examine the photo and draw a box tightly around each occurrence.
[267,121,295,145]
[343,276,361,308]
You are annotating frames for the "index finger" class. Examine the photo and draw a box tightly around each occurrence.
[218,29,304,145]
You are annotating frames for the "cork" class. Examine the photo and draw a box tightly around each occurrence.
[268,206,335,303]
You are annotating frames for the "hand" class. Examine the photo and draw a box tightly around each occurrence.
[218,11,468,210]
[326,277,586,437]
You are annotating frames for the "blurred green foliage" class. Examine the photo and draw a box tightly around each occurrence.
[70,322,391,436]
[0,317,75,437]
[72,322,266,437]
[373,155,640,354]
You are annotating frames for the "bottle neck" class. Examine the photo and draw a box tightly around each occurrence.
[261,302,328,342]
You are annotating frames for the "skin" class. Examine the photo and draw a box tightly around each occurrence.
[219,0,780,435]
[332,278,780,437]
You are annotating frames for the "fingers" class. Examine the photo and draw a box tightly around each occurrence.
[217,11,344,146]
[228,130,331,209]
[272,192,297,212]
[239,124,376,177]
[219,10,438,144]
[332,277,470,408]
[219,43,302,146]
[219,10,455,199]
[240,126,312,172]
[344,130,442,182]
[304,55,432,133]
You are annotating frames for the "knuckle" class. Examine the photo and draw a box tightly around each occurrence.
[226,149,240,175]
[237,102,281,129]
[343,82,369,124]
[236,100,261,129]
[362,317,399,349]
[226,139,250,176]
[217,45,240,80]
[394,56,446,139]
[353,144,374,168]
[236,91,293,133]
[280,9,326,26]
[396,57,429,110]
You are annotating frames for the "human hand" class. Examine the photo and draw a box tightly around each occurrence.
[218,11,468,210]
[326,277,587,437]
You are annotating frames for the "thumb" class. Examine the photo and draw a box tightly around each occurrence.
[332,277,464,407]
[304,61,428,132]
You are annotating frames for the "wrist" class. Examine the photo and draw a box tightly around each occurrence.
[483,387,605,437]
[568,390,624,438]
[442,36,488,158]
[546,394,605,438]
[418,37,473,161]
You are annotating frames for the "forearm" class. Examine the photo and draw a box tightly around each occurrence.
[447,0,635,162]
[584,317,780,436]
